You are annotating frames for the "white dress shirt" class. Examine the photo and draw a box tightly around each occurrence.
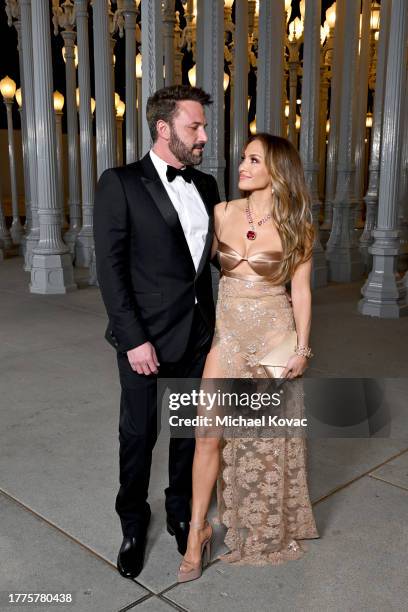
[149,149,208,272]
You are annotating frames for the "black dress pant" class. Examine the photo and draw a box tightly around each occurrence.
[115,306,212,537]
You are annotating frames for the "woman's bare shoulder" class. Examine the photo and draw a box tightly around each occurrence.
[228,197,246,209]
[215,198,246,213]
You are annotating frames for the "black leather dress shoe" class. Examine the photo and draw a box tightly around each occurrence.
[166,517,190,555]
[117,535,147,579]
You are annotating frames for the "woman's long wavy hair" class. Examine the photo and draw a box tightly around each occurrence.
[244,133,314,284]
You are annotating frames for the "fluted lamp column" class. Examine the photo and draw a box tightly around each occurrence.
[0,174,12,254]
[359,0,407,318]
[53,90,65,229]
[163,0,176,86]
[10,11,32,253]
[229,0,248,199]
[74,0,96,268]
[123,0,139,163]
[115,96,125,166]
[200,0,225,196]
[135,53,142,159]
[326,0,363,282]
[15,87,32,245]
[20,0,40,272]
[299,0,327,288]
[399,73,408,275]
[140,0,164,155]
[287,17,304,145]
[173,11,184,86]
[92,0,116,174]
[61,37,82,256]
[0,76,24,245]
[322,1,342,231]
[257,0,286,136]
[353,0,371,229]
[29,0,76,294]
[318,16,333,202]
[52,0,84,259]
[360,0,390,267]
[90,0,117,284]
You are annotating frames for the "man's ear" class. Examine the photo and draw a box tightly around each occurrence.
[156,119,171,141]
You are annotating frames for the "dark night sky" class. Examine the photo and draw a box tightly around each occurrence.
[0,0,336,132]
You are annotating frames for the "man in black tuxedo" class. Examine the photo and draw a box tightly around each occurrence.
[94,85,220,579]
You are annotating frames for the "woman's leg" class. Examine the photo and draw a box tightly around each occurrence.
[179,347,223,569]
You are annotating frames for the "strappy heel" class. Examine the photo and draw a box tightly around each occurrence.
[177,520,212,583]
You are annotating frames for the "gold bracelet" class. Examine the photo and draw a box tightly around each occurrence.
[294,345,313,359]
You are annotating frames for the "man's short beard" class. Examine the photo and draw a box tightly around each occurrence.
[168,123,203,166]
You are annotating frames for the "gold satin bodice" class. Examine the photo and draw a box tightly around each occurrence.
[217,240,283,281]
[216,201,284,281]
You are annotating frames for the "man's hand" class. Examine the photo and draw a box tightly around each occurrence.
[127,342,160,375]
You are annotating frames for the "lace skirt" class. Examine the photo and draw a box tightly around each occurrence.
[212,274,319,565]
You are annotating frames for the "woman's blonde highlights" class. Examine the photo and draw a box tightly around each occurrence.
[245,133,314,284]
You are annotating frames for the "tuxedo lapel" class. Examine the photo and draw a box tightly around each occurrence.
[190,172,211,217]
[191,170,215,279]
[138,154,215,280]
[139,154,194,267]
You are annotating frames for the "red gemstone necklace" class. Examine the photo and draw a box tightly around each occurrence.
[245,198,273,240]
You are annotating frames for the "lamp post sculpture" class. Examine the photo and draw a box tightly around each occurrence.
[121,0,140,163]
[283,1,294,136]
[53,0,82,258]
[323,1,344,235]
[53,90,65,231]
[135,53,142,159]
[19,0,40,271]
[181,0,197,57]
[353,0,371,231]
[360,0,384,267]
[326,0,364,283]
[74,0,96,268]
[109,1,118,98]
[163,0,176,86]
[0,76,24,245]
[229,0,248,200]
[15,87,31,244]
[256,0,286,136]
[115,96,125,166]
[6,2,32,253]
[29,0,76,294]
[287,17,303,146]
[180,0,198,89]
[318,19,332,202]
[359,0,407,317]
[173,9,184,85]
[0,174,12,255]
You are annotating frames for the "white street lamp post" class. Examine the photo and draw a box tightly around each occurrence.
[0,75,24,245]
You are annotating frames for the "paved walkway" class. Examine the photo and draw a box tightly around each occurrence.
[0,256,407,612]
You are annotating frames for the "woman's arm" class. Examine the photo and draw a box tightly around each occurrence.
[291,256,312,348]
[282,256,312,378]
[211,201,226,259]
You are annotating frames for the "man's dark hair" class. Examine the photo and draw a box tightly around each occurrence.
[146,85,212,141]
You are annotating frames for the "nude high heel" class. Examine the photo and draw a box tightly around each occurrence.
[177,520,212,583]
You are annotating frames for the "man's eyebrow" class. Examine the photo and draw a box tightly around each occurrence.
[189,121,208,127]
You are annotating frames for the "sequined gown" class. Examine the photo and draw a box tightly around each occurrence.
[205,203,319,566]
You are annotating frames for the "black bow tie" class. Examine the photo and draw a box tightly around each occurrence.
[166,165,192,183]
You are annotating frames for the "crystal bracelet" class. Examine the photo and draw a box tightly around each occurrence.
[294,345,313,359]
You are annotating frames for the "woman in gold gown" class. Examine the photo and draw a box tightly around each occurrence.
[177,134,319,582]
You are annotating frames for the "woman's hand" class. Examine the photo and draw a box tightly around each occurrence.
[281,354,308,379]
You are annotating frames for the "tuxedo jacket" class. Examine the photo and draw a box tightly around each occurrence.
[93,153,221,363]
